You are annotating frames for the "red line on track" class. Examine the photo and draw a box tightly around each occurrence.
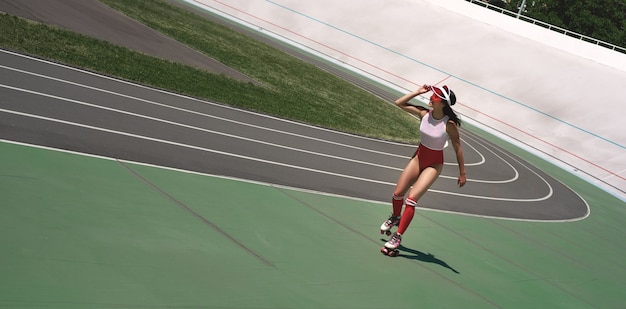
[209,0,624,183]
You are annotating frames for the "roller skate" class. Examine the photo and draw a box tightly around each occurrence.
[380,232,401,257]
[379,214,400,236]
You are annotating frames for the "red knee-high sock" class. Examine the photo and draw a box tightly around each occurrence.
[392,195,404,217]
[397,198,417,235]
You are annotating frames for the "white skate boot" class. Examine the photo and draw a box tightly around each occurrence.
[379,214,400,236]
[380,232,402,257]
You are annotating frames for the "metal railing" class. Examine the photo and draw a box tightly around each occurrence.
[465,0,626,54]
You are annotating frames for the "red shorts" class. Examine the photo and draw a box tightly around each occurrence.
[412,144,444,172]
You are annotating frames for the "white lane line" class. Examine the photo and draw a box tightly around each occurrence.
[444,132,521,184]
[1,61,494,166]
[430,143,554,202]
[0,51,547,191]
[0,55,412,155]
[0,59,487,166]
[1,138,585,222]
[2,83,518,184]
[0,108,391,185]
[0,84,399,171]
[444,138,486,167]
[0,107,553,202]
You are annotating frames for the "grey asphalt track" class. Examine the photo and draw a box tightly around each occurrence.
[0,48,588,220]
[0,1,587,221]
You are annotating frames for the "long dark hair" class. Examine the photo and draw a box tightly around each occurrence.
[443,90,461,127]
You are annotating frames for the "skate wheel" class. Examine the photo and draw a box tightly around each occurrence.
[385,230,392,236]
[380,247,398,257]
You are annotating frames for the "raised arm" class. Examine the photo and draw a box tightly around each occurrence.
[395,85,431,118]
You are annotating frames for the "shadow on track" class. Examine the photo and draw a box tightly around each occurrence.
[381,239,460,274]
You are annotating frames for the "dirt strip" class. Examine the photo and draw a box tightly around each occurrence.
[0,0,259,84]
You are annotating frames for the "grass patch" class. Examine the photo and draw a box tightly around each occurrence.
[0,0,420,143]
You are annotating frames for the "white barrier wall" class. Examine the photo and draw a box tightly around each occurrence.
[186,0,626,199]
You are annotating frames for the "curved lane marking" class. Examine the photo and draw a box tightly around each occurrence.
[1,82,519,185]
[0,63,410,158]
[0,139,589,222]
[441,133,520,184]
[0,107,554,202]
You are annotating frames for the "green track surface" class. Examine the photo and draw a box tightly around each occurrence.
[1,141,625,308]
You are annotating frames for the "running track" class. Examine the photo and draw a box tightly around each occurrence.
[0,49,588,221]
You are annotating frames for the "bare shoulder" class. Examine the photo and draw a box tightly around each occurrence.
[446,120,460,135]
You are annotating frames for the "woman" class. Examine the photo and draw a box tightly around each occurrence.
[380,84,466,255]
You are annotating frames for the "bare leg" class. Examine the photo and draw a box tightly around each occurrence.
[407,165,443,202]
[397,165,443,234]
[380,156,422,233]
[390,157,421,215]
[393,157,422,197]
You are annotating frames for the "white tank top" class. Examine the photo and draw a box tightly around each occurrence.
[420,111,449,150]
